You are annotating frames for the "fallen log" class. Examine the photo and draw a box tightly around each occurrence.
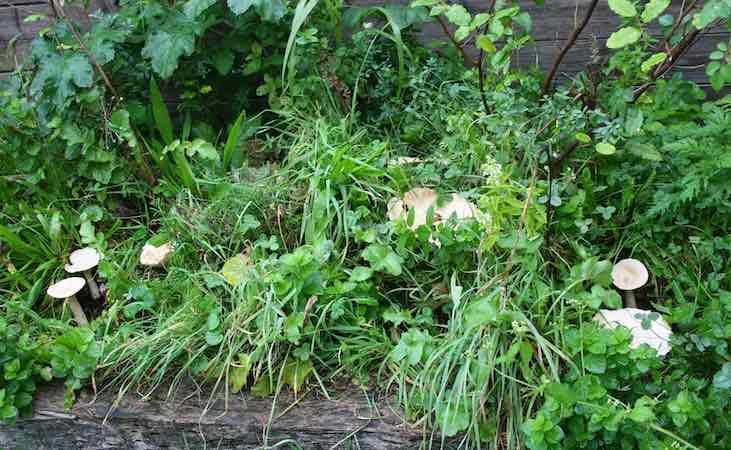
[0,382,424,449]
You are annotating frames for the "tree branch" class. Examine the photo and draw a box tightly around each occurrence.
[541,0,600,96]
[50,0,120,100]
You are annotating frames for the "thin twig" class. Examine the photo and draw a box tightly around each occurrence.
[50,0,120,100]
[435,15,473,65]
[541,0,600,95]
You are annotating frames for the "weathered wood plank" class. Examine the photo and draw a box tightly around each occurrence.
[0,382,425,449]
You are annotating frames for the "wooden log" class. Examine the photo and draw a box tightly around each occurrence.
[0,382,424,449]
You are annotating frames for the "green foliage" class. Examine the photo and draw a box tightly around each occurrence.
[2,0,731,447]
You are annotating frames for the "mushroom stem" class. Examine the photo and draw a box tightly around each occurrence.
[66,296,89,326]
[83,271,100,300]
[624,290,637,309]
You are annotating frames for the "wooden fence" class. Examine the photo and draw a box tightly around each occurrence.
[0,0,727,88]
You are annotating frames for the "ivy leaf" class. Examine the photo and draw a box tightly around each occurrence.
[256,0,287,22]
[211,49,235,76]
[142,30,196,79]
[608,0,638,18]
[641,0,670,23]
[185,139,220,161]
[713,363,731,389]
[628,397,656,423]
[607,27,642,49]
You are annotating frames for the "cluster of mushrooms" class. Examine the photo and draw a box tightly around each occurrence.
[46,242,176,326]
[46,247,102,326]
[597,258,673,356]
[387,187,477,245]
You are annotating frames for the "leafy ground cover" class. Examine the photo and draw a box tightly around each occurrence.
[1,0,731,448]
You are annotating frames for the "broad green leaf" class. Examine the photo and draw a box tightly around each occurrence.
[454,26,470,42]
[229,353,252,393]
[464,296,499,329]
[608,0,637,17]
[628,397,656,423]
[349,266,373,282]
[714,363,731,389]
[383,306,412,326]
[693,2,730,29]
[227,0,256,15]
[476,34,496,52]
[221,253,252,285]
[142,30,195,79]
[606,27,642,49]
[184,0,216,17]
[362,244,403,276]
[109,110,138,148]
[641,52,667,72]
[186,139,219,161]
[392,328,427,365]
[627,141,662,161]
[211,49,235,76]
[641,0,670,22]
[575,132,592,143]
[411,0,440,6]
[445,4,471,27]
[595,142,616,155]
[282,358,313,392]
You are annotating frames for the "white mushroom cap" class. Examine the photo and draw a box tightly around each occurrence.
[47,277,86,299]
[612,258,648,291]
[65,247,102,273]
[140,242,175,267]
[436,194,476,221]
[403,187,439,230]
[594,308,672,356]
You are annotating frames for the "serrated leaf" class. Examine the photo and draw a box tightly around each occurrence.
[641,0,670,22]
[607,27,642,49]
[608,0,637,17]
[142,30,195,79]
[221,253,252,285]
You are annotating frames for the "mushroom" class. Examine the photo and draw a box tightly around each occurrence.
[140,242,175,267]
[47,277,88,326]
[611,258,648,308]
[594,308,672,356]
[65,247,102,300]
[435,194,476,222]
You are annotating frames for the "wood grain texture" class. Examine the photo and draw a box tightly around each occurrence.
[0,382,424,449]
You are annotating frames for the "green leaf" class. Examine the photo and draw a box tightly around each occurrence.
[629,397,656,423]
[186,139,219,162]
[256,0,287,22]
[641,52,667,72]
[608,0,638,17]
[383,306,412,326]
[211,49,235,76]
[464,296,499,329]
[713,363,731,389]
[627,141,663,161]
[221,254,252,286]
[229,353,252,393]
[476,34,496,52]
[445,4,471,27]
[227,0,256,15]
[392,328,427,365]
[595,142,616,155]
[584,353,606,374]
[142,30,195,79]
[606,27,642,49]
[149,77,174,145]
[349,266,373,282]
[362,244,403,276]
[284,312,305,343]
[184,0,216,17]
[282,358,313,392]
[575,132,591,143]
[641,0,670,22]
[205,331,223,346]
